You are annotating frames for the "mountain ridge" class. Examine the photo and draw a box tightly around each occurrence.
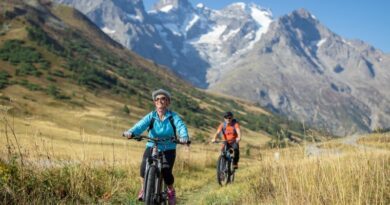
[50,0,390,135]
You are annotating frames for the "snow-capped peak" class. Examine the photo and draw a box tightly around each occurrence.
[153,0,192,11]
[247,4,273,49]
[196,3,204,9]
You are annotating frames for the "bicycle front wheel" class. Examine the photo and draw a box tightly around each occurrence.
[228,161,235,183]
[217,155,229,186]
[145,166,157,205]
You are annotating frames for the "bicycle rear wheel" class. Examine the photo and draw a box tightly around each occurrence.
[217,155,229,186]
[145,166,157,205]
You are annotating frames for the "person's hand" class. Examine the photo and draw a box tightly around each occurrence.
[123,131,133,139]
[211,138,216,143]
[235,138,241,143]
[179,137,188,144]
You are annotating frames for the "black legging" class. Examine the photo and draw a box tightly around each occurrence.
[140,147,176,185]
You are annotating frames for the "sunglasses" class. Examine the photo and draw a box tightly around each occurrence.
[224,116,232,120]
[154,97,167,102]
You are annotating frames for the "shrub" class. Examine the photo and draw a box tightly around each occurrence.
[15,63,42,77]
[46,85,70,100]
[123,105,130,114]
[0,70,10,89]
[27,26,64,54]
[0,40,42,64]
[19,79,43,91]
[51,70,65,78]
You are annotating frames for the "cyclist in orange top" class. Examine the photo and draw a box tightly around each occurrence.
[211,111,241,169]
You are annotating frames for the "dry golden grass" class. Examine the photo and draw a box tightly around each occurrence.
[1,83,388,204]
[358,133,390,150]
[1,104,389,204]
[198,146,389,205]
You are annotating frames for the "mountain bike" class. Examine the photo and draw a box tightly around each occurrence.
[214,140,236,186]
[127,135,190,205]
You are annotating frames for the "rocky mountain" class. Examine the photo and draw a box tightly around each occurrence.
[209,9,390,135]
[54,0,176,70]
[52,0,390,135]
[53,0,272,88]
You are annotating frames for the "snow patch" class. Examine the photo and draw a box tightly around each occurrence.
[342,38,353,46]
[102,27,116,34]
[155,25,179,57]
[154,44,162,50]
[164,23,181,36]
[127,14,143,22]
[247,6,272,49]
[196,25,227,44]
[185,15,199,32]
[196,3,204,9]
[222,28,240,41]
[317,38,327,47]
[160,5,174,13]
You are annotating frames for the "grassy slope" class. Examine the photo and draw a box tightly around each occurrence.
[0,0,310,151]
[3,1,383,204]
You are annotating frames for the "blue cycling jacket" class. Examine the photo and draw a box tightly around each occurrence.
[127,110,189,151]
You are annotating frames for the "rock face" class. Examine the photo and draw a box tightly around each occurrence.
[54,1,390,135]
[209,9,390,135]
[54,0,272,88]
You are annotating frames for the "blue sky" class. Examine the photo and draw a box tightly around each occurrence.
[144,0,390,53]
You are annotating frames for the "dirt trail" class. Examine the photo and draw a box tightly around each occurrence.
[179,169,219,205]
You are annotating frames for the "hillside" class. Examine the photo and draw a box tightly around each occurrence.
[0,0,313,145]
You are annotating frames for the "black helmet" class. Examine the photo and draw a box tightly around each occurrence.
[223,111,233,118]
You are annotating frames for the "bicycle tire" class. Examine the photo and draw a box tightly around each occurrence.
[145,166,157,205]
[158,177,167,205]
[160,183,167,205]
[228,161,235,183]
[217,155,229,186]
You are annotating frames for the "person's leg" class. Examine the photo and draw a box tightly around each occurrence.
[138,147,152,200]
[162,149,176,205]
[233,143,240,168]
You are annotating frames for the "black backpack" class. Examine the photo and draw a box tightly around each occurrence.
[221,119,237,137]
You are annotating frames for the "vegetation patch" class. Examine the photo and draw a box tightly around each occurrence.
[0,70,11,89]
[0,40,46,65]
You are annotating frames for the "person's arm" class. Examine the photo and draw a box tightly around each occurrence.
[126,112,153,136]
[235,123,241,142]
[212,124,223,142]
[173,113,189,141]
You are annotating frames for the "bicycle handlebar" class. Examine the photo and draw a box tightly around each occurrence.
[123,134,191,145]
[213,139,237,144]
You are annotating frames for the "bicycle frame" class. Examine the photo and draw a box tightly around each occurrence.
[129,135,190,205]
[214,140,236,186]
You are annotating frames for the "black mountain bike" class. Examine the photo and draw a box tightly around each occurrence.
[214,140,236,186]
[128,135,190,205]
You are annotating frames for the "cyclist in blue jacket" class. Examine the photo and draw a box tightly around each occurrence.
[123,89,189,205]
